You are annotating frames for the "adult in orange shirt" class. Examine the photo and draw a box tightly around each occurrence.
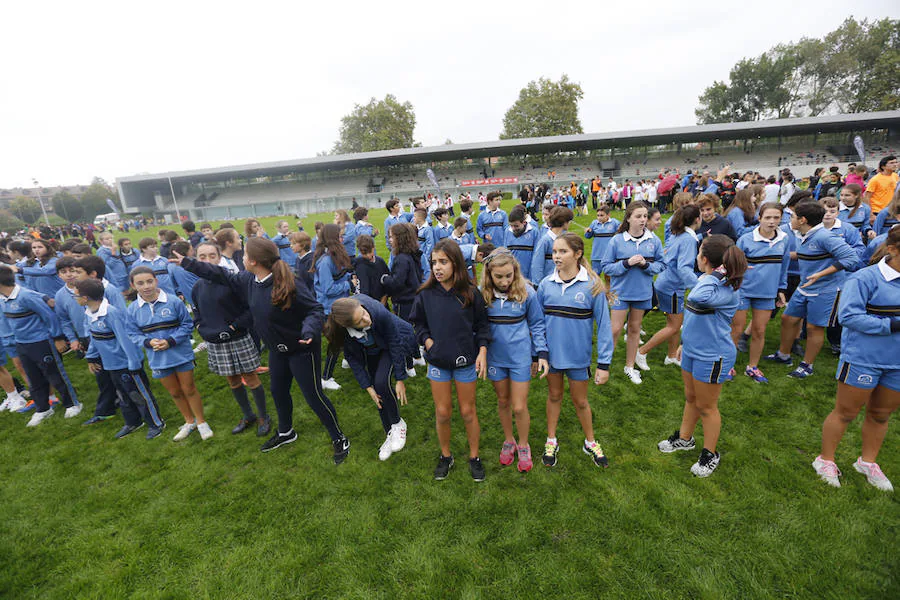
[864,155,899,223]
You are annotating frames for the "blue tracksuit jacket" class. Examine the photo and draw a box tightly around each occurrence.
[486,286,549,368]
[600,230,666,301]
[85,300,146,372]
[132,256,177,295]
[125,290,195,371]
[313,253,351,315]
[477,209,508,247]
[793,224,861,298]
[737,227,791,299]
[0,285,65,343]
[20,258,64,296]
[682,272,740,362]
[585,218,620,263]
[97,246,130,291]
[837,259,900,369]
[839,202,871,239]
[55,281,126,342]
[872,209,899,236]
[272,233,298,265]
[506,224,539,281]
[654,230,700,298]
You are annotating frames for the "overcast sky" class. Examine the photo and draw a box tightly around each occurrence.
[1,0,894,189]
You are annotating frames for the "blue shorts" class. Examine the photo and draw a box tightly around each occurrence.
[836,361,900,392]
[151,361,195,379]
[548,366,590,381]
[738,295,776,311]
[427,363,477,383]
[3,345,16,360]
[487,364,532,382]
[610,297,653,311]
[784,290,841,328]
[657,290,684,315]
[682,354,734,385]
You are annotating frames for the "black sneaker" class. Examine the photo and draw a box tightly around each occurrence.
[542,440,559,467]
[332,436,351,464]
[261,430,298,453]
[257,415,272,437]
[146,422,166,440]
[115,423,144,439]
[690,448,721,477]
[434,455,454,480]
[657,430,696,453]
[469,457,486,482]
[231,417,257,435]
[830,344,841,356]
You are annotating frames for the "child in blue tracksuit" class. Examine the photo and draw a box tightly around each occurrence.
[18,239,64,297]
[169,241,202,306]
[432,208,453,242]
[133,237,177,295]
[313,224,353,389]
[814,228,900,491]
[767,202,862,378]
[76,278,165,440]
[732,203,791,384]
[353,207,379,252]
[505,206,539,281]
[637,205,701,370]
[821,197,866,258]
[481,248,549,473]
[414,208,435,277]
[476,191,508,247]
[325,294,416,461]
[657,234,747,478]
[871,194,899,237]
[125,265,210,442]
[335,209,358,259]
[410,239,491,482]
[531,206,573,285]
[838,184,872,241]
[117,238,140,273]
[723,190,759,239]
[272,220,299,265]
[584,204,620,274]
[97,232,130,292]
[383,198,407,263]
[600,202,665,384]
[537,233,613,469]
[0,266,80,426]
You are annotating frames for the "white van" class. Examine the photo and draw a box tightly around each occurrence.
[93,212,119,226]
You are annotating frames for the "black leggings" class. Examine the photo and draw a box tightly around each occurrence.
[269,343,343,440]
[364,351,401,433]
[323,348,341,380]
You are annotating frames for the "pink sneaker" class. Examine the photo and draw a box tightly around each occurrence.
[499,441,517,466]
[517,445,533,472]
[854,458,893,492]
[812,455,841,488]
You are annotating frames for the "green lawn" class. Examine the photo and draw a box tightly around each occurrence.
[0,202,896,599]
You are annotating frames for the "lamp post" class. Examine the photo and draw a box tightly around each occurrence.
[32,178,51,227]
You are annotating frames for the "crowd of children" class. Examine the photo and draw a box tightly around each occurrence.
[0,158,898,490]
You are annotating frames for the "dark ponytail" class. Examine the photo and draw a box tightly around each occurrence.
[322,297,360,353]
[246,237,297,309]
[870,228,900,265]
[670,205,700,235]
[701,234,747,290]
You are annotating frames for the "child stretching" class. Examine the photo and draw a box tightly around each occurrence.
[657,235,747,477]
[312,223,353,391]
[410,239,491,482]
[537,234,614,468]
[481,249,549,472]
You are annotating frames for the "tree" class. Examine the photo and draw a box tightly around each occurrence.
[500,75,584,139]
[80,177,120,221]
[51,190,83,222]
[333,94,417,154]
[0,209,25,233]
[9,196,42,224]
[695,17,899,124]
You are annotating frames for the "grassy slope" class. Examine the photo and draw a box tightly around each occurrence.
[0,202,897,599]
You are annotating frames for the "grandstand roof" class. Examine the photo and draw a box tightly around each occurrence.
[118,111,900,186]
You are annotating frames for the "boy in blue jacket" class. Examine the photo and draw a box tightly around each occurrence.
[476,191,508,247]
[76,278,165,439]
[0,266,81,427]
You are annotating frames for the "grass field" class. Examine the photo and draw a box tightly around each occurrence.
[0,202,897,599]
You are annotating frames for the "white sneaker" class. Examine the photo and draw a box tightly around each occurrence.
[64,404,83,419]
[197,422,214,440]
[0,397,10,412]
[27,408,54,427]
[406,367,417,378]
[193,341,208,354]
[812,455,841,488]
[623,366,642,385]
[173,422,197,441]
[640,329,647,336]
[378,436,393,461]
[634,351,650,372]
[664,356,682,367]
[341,359,350,369]
[7,396,27,412]
[853,457,893,492]
[389,418,407,452]
[321,378,341,391]
[412,357,426,367]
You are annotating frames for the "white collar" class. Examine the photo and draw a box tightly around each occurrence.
[437,222,451,230]
[838,201,851,211]
[220,256,240,274]
[623,229,653,243]
[255,273,273,284]
[798,223,824,242]
[825,218,843,230]
[451,233,465,241]
[752,226,787,245]
[0,285,21,301]
[101,279,110,288]
[877,257,900,282]
[139,255,159,262]
[469,245,478,261]
[347,325,370,339]
[137,289,168,307]
[685,228,700,242]
[86,298,110,322]
[550,266,590,293]
[357,220,371,227]
[493,290,508,300]
[509,222,533,235]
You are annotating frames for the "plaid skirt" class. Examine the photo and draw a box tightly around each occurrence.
[206,333,261,376]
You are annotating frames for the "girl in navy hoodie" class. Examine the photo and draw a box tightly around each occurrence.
[174,238,350,463]
[192,241,271,437]
[410,239,491,482]
[381,223,425,375]
[312,224,354,391]
[325,295,417,461]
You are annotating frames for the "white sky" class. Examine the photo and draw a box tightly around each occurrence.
[1,0,894,189]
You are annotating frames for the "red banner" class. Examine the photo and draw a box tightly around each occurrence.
[460,177,518,187]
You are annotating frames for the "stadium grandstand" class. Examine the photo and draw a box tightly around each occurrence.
[116,111,900,222]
